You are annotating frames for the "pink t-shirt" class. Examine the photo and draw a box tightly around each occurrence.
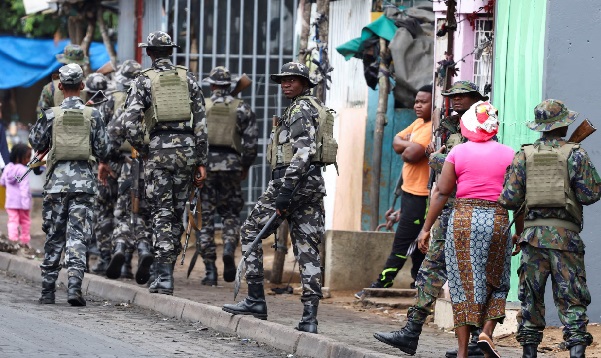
[445,140,515,201]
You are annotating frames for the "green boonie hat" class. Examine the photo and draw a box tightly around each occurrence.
[59,64,84,84]
[83,73,108,93]
[442,80,488,101]
[203,66,232,85]
[527,99,578,132]
[270,62,317,88]
[56,44,89,65]
[138,31,179,48]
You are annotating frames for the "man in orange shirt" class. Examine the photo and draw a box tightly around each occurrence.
[356,85,433,299]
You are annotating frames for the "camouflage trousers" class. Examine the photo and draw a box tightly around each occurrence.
[94,172,119,253]
[241,176,325,306]
[145,147,195,263]
[194,170,244,262]
[410,206,451,324]
[112,160,152,253]
[516,244,593,347]
[40,193,95,284]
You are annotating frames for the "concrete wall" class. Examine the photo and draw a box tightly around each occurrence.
[543,0,601,324]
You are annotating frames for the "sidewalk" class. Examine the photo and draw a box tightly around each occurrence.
[0,207,525,358]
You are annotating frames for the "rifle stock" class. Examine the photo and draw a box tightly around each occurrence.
[130,149,141,236]
[568,119,595,143]
[230,74,252,97]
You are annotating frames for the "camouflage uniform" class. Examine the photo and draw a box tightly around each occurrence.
[30,64,109,305]
[123,32,207,293]
[36,45,89,116]
[498,100,601,352]
[194,66,258,284]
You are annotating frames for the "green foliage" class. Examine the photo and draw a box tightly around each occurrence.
[0,0,62,38]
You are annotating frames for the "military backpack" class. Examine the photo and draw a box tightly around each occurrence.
[205,98,242,153]
[142,66,191,131]
[47,106,94,172]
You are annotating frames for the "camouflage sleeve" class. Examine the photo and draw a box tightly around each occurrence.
[283,100,317,190]
[123,76,151,156]
[29,110,53,152]
[188,72,208,167]
[103,94,115,125]
[429,152,447,173]
[105,107,126,158]
[569,147,601,205]
[91,108,109,161]
[36,82,53,116]
[497,150,525,210]
[238,102,258,168]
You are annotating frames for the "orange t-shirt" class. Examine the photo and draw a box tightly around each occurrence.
[397,118,432,196]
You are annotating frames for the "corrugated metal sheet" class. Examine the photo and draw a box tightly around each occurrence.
[141,0,163,68]
[327,0,371,109]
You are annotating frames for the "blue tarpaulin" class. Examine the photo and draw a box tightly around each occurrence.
[0,36,110,89]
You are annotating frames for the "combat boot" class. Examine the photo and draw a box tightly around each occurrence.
[67,276,86,307]
[446,328,485,357]
[522,344,538,358]
[147,261,157,287]
[201,260,218,286]
[296,304,318,334]
[38,280,56,304]
[121,253,134,279]
[92,250,111,276]
[148,261,174,295]
[106,242,126,279]
[222,242,236,282]
[222,279,268,320]
[135,241,154,285]
[374,320,423,355]
[570,345,586,358]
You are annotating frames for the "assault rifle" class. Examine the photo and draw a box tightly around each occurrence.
[16,148,49,183]
[130,148,142,237]
[181,187,202,265]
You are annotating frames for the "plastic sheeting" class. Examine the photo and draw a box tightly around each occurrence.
[0,36,110,89]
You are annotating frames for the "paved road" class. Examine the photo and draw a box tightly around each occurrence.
[0,272,289,358]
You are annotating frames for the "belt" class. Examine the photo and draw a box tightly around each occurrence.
[272,165,321,180]
[209,145,239,154]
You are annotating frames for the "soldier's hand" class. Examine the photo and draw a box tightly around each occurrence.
[275,186,294,216]
[194,166,206,188]
[417,229,431,254]
[98,162,117,186]
[511,234,521,256]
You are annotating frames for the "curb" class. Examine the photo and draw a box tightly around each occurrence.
[0,252,397,358]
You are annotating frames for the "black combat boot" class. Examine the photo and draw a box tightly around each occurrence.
[222,279,268,320]
[92,250,111,275]
[148,261,174,295]
[222,242,236,283]
[38,280,56,304]
[201,260,218,286]
[522,344,538,358]
[374,320,423,355]
[147,261,157,287]
[135,241,154,285]
[67,276,86,306]
[106,242,126,279]
[121,253,134,279]
[296,305,318,334]
[446,328,485,357]
[570,345,586,358]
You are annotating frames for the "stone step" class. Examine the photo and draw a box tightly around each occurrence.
[360,296,415,310]
[362,288,417,298]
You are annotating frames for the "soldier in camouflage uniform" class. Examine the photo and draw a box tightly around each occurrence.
[223,62,326,334]
[374,81,486,357]
[192,66,258,286]
[36,45,88,116]
[122,31,207,295]
[31,64,109,306]
[498,100,601,358]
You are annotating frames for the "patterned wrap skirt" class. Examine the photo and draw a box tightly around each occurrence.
[445,198,512,328]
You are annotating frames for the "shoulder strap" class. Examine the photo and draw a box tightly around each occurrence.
[83,106,94,121]
[50,106,63,119]
[141,68,158,81]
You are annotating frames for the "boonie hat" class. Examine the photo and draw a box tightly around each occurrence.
[270,62,316,88]
[83,73,108,93]
[115,59,142,90]
[460,101,499,142]
[56,44,89,65]
[59,64,84,84]
[138,31,179,48]
[527,99,578,132]
[203,66,232,85]
[442,81,488,101]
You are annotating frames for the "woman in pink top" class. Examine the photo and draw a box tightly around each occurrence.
[415,102,519,358]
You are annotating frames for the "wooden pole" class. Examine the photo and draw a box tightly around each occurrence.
[96,7,117,71]
[444,0,456,91]
[315,0,330,102]
[369,37,390,231]
[297,0,312,64]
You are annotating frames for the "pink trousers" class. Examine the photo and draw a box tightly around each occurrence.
[6,209,31,245]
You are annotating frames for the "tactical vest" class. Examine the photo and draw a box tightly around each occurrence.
[142,66,191,131]
[205,98,242,153]
[523,143,583,232]
[47,106,94,172]
[112,91,127,113]
[52,79,85,106]
[267,96,338,170]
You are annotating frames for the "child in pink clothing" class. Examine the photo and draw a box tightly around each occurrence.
[0,144,32,246]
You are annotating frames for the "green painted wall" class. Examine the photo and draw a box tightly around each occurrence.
[493,0,547,301]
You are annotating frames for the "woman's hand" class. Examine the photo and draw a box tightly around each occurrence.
[417,229,431,254]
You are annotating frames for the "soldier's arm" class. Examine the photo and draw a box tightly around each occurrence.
[497,150,526,210]
[282,101,317,190]
[28,110,52,152]
[36,82,53,117]
[123,76,150,156]
[188,72,208,167]
[105,108,126,158]
[239,102,258,168]
[569,148,601,205]
[91,109,109,162]
[429,152,447,173]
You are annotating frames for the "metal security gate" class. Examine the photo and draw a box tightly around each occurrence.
[164,0,298,216]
